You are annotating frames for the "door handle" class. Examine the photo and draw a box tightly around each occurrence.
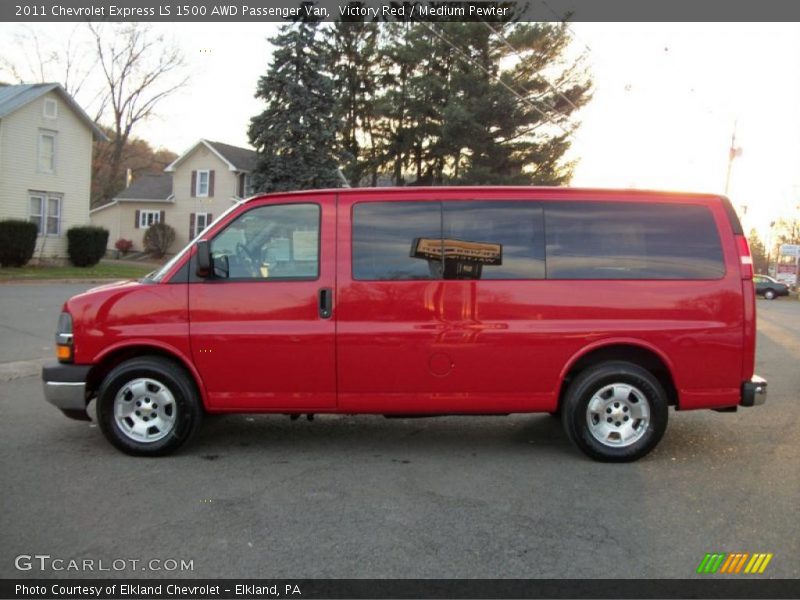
[318,287,333,319]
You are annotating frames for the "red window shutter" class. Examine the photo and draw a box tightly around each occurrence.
[237,174,244,198]
[191,171,197,198]
[159,210,166,224]
[208,213,213,222]
[189,213,195,240]
[135,210,140,229]
[209,170,215,197]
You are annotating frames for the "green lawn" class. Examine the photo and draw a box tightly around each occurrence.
[0,262,156,281]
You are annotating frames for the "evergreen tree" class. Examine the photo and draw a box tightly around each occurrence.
[248,22,342,192]
[324,22,380,187]
[358,22,591,186]
[439,22,590,185]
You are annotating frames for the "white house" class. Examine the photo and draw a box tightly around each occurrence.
[0,82,107,258]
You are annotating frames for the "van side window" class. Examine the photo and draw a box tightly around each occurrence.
[545,202,725,279]
[210,203,320,280]
[353,202,442,280]
[442,202,544,280]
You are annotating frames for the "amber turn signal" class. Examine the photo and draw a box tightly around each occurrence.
[56,344,73,362]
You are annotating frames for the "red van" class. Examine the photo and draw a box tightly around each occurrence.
[42,187,767,461]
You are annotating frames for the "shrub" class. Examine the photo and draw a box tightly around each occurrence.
[143,223,175,258]
[67,226,109,267]
[0,220,38,267]
[114,238,134,256]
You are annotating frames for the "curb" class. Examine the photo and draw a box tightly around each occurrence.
[0,358,47,382]
[0,278,132,285]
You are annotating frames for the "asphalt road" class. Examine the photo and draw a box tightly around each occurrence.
[0,283,798,579]
[0,283,90,363]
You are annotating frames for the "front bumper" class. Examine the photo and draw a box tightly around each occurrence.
[741,375,767,407]
[42,361,92,420]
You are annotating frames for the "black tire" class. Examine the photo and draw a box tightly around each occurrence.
[561,361,668,462]
[97,356,202,456]
[764,289,776,300]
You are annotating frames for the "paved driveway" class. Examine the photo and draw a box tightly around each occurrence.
[0,284,798,579]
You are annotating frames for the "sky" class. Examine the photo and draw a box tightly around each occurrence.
[1,21,798,239]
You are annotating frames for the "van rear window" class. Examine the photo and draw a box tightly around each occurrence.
[352,201,545,281]
[545,202,725,280]
[442,202,544,280]
[353,202,442,280]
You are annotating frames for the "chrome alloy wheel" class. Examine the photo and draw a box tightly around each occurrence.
[586,383,650,447]
[114,378,177,443]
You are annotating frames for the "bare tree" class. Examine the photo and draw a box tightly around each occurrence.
[0,25,98,102]
[88,23,188,203]
[1,24,188,204]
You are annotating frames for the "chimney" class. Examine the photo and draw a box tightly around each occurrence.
[126,168,133,188]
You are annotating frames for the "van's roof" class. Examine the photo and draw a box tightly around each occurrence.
[242,186,726,204]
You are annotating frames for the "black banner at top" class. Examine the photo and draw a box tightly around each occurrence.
[2,0,800,22]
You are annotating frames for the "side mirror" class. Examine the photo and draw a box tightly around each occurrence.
[196,240,212,278]
[213,254,229,279]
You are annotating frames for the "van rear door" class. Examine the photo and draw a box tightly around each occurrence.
[335,192,551,413]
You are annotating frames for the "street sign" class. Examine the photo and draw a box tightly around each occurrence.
[779,244,800,257]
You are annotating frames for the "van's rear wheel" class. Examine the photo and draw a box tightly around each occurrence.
[561,361,668,462]
[97,357,202,456]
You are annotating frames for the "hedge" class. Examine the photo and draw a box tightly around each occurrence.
[0,220,38,267]
[67,226,109,267]
[143,223,176,258]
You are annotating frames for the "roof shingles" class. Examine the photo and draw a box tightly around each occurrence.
[205,140,258,172]
[116,173,173,201]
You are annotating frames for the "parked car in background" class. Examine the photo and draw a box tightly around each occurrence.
[753,274,789,300]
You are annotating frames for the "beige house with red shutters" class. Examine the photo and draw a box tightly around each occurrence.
[91,139,256,253]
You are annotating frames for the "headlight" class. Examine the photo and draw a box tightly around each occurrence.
[55,312,73,363]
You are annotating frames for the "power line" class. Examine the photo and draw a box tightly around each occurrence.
[480,20,580,113]
[418,21,575,137]
[539,0,594,56]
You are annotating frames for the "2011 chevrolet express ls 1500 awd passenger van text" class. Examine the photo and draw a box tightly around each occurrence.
[42,187,767,461]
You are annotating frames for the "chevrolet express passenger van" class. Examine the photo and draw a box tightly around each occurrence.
[42,187,767,461]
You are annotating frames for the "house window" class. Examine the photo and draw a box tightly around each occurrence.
[46,196,62,235]
[238,173,254,198]
[192,212,211,238]
[139,210,161,228]
[29,192,62,235]
[44,99,58,119]
[38,131,57,173]
[244,174,254,196]
[29,195,44,233]
[196,170,210,197]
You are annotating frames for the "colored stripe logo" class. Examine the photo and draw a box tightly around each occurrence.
[696,553,773,574]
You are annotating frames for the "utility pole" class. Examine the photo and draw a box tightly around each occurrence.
[766,220,776,276]
[724,120,743,208]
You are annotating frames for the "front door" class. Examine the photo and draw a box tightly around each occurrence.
[189,198,336,411]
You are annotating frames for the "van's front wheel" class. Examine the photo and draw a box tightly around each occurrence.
[97,357,202,456]
[561,361,668,462]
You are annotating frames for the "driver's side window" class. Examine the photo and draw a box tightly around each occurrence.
[209,203,320,280]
